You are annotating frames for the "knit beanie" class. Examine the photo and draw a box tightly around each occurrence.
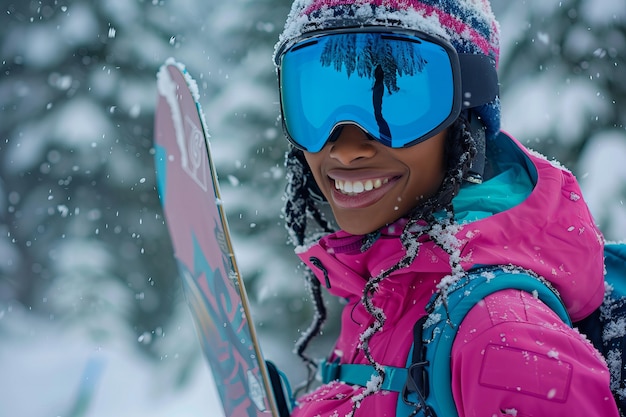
[275,0,501,141]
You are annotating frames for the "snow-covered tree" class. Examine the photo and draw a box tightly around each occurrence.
[0,0,331,387]
[495,0,626,239]
[0,0,181,357]
[1,0,624,413]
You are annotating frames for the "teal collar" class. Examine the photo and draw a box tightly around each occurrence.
[452,133,537,224]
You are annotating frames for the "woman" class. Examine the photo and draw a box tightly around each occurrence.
[273,0,619,415]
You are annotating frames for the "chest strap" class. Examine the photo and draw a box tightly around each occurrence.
[320,360,408,393]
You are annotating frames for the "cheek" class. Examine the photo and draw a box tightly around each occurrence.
[424,157,447,195]
[402,169,443,209]
[403,143,447,201]
[303,152,323,175]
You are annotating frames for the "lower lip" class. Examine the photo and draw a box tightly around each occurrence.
[330,178,398,209]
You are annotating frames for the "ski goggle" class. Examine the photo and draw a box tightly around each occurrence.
[275,28,498,153]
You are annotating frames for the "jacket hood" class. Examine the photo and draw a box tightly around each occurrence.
[297,131,605,322]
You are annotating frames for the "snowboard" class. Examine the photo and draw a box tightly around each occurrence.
[154,59,282,417]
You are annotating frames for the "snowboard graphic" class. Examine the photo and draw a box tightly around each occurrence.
[154,59,280,417]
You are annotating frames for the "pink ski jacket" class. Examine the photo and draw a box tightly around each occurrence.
[291,132,619,417]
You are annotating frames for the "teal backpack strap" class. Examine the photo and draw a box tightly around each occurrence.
[576,242,626,412]
[605,243,626,296]
[319,267,571,417]
[320,360,409,393]
[408,267,572,417]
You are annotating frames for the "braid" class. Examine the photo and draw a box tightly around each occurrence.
[283,148,311,246]
[283,147,334,392]
[292,268,327,394]
[284,147,334,246]
[348,216,428,416]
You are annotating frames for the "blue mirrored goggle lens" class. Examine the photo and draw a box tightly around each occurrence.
[279,32,458,152]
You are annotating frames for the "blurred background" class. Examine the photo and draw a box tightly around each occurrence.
[0,0,624,416]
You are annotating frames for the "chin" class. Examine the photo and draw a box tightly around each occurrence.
[336,218,386,236]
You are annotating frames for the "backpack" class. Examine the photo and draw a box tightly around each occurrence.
[575,243,626,413]
[318,243,626,416]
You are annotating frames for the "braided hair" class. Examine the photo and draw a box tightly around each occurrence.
[283,113,479,401]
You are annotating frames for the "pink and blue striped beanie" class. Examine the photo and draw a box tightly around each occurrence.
[275,0,501,140]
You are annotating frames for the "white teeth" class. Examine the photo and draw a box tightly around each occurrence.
[334,178,389,195]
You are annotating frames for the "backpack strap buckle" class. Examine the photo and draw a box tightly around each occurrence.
[402,360,434,414]
[403,360,429,400]
[401,315,437,416]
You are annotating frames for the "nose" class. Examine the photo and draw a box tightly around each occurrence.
[328,125,376,165]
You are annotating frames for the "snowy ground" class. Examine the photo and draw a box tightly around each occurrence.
[0,303,225,417]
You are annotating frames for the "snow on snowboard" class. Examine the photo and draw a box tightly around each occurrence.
[154,59,286,417]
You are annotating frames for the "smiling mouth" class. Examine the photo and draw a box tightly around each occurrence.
[333,177,391,196]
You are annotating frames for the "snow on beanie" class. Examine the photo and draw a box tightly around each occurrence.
[275,0,501,140]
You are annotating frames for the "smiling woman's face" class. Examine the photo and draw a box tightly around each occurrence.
[304,125,447,235]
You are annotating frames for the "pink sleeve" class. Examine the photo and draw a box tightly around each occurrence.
[450,289,620,417]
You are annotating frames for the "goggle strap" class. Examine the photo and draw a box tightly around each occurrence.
[459,54,499,109]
